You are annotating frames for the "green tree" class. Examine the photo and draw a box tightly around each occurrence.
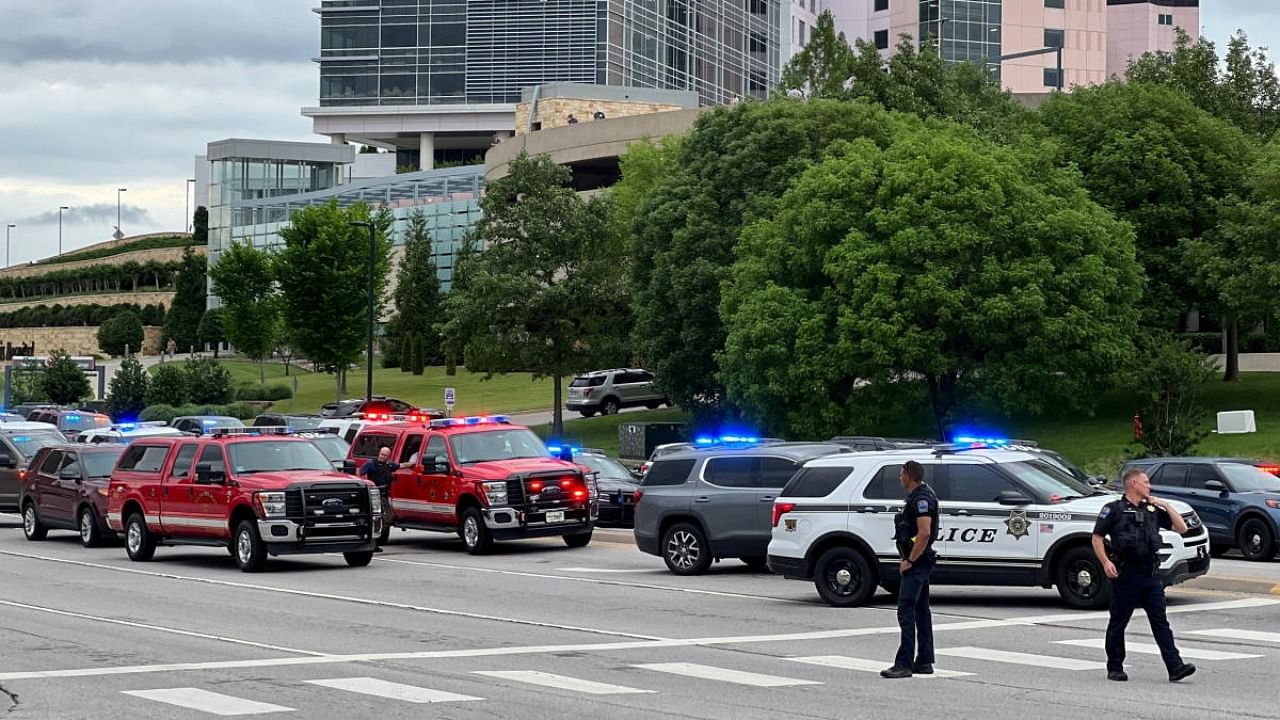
[208,241,278,382]
[398,332,412,372]
[410,333,426,376]
[276,201,392,399]
[778,10,857,99]
[720,123,1142,439]
[1130,332,1216,457]
[146,363,188,407]
[106,355,150,420]
[39,350,91,405]
[192,206,209,245]
[97,310,144,357]
[162,245,206,352]
[184,357,233,405]
[443,152,630,435]
[197,307,226,358]
[386,210,443,367]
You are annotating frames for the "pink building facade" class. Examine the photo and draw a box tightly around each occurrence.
[1107,0,1201,77]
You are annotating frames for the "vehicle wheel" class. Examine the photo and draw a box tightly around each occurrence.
[78,506,103,548]
[1055,546,1111,610]
[563,531,592,548]
[124,512,156,561]
[662,522,712,575]
[645,401,661,409]
[460,507,493,555]
[233,520,267,572]
[601,397,620,416]
[579,410,597,418]
[22,501,47,541]
[1237,517,1277,561]
[344,551,374,567]
[813,546,875,607]
[742,556,769,571]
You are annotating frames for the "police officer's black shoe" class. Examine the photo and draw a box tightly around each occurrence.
[1107,671,1128,682]
[1169,663,1196,682]
[911,663,933,674]
[880,666,912,679]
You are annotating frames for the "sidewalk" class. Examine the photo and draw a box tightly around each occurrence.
[1182,555,1280,595]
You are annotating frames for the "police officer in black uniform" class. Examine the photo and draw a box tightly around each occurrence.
[360,446,400,552]
[1092,467,1196,683]
[882,460,940,679]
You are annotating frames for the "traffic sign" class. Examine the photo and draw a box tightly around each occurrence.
[444,387,456,407]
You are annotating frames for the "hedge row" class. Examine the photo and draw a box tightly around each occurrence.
[0,302,166,329]
[138,402,260,423]
[0,259,182,301]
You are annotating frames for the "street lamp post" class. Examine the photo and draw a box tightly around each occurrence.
[350,220,377,403]
[185,178,195,233]
[58,206,69,256]
[117,187,127,237]
[4,224,14,267]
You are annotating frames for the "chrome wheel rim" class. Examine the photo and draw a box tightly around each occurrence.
[824,558,860,597]
[237,530,253,565]
[126,521,142,554]
[464,517,479,547]
[80,511,93,543]
[1068,559,1100,599]
[23,507,35,536]
[666,530,699,569]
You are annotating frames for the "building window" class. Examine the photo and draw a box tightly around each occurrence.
[799,20,806,46]
[1044,0,1064,8]
[1158,14,1174,26]
[874,0,889,11]
[1044,67,1061,88]
[1044,29,1064,48]
[874,29,889,50]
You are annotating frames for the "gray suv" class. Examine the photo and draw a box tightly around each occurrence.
[633,443,848,575]
[567,368,669,417]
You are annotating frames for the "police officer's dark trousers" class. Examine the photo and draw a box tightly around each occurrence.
[894,556,935,669]
[1105,569,1183,673]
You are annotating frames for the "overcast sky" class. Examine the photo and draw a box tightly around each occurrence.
[0,0,1274,265]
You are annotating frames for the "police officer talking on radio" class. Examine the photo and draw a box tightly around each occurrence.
[882,460,939,679]
[1092,468,1196,683]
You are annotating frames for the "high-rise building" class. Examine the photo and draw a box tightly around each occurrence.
[783,0,824,64]
[303,0,781,170]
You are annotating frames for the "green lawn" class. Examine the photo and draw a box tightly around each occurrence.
[531,408,687,457]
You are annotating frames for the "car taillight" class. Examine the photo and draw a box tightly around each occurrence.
[771,502,796,527]
[1259,464,1280,477]
[18,469,29,483]
[633,489,643,504]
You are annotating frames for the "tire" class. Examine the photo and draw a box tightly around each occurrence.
[459,507,493,555]
[1237,517,1277,561]
[563,531,593,548]
[22,501,47,541]
[1055,546,1112,610]
[233,520,267,572]
[579,410,597,418]
[344,551,374,567]
[601,397,621,416]
[78,506,103,548]
[813,546,876,607]
[124,512,156,561]
[662,522,712,575]
[645,401,661,410]
[742,556,769,571]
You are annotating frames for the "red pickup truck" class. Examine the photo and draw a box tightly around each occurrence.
[106,428,382,571]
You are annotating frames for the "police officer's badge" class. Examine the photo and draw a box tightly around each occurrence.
[1004,510,1030,540]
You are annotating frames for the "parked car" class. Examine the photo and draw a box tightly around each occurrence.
[26,408,112,435]
[0,423,68,513]
[290,428,352,472]
[319,396,416,419]
[170,415,244,435]
[75,422,188,445]
[20,444,127,546]
[567,368,670,417]
[253,413,323,430]
[573,449,641,527]
[1117,457,1280,561]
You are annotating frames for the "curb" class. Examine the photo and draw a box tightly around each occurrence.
[1182,574,1280,596]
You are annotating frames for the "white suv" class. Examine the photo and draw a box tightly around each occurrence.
[767,445,1210,609]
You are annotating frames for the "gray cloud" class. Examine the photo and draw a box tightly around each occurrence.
[16,204,153,226]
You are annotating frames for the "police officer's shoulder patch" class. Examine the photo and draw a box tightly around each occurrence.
[1100,505,1112,519]
[916,498,930,513]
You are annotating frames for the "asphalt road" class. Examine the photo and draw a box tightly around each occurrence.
[1,516,1278,720]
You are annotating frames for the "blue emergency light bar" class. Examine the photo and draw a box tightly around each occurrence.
[430,415,510,428]
[693,434,761,447]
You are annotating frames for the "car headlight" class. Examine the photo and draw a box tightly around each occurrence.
[483,481,508,506]
[369,487,382,514]
[257,491,287,518]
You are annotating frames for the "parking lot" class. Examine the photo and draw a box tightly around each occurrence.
[1,518,1278,719]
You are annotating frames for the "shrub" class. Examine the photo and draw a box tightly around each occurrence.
[138,404,180,423]
[39,350,91,405]
[107,356,150,420]
[1129,332,1216,457]
[97,310,145,357]
[146,363,188,406]
[410,333,426,376]
[184,357,233,405]
[234,384,293,401]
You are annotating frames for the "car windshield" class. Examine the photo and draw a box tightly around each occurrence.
[60,414,111,432]
[287,416,323,430]
[200,417,243,429]
[1001,459,1097,503]
[576,453,634,480]
[1038,450,1091,484]
[309,436,350,462]
[451,429,549,464]
[83,451,124,477]
[227,441,332,474]
[1221,463,1280,493]
[5,432,64,458]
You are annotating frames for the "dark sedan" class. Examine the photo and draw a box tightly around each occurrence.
[575,451,640,527]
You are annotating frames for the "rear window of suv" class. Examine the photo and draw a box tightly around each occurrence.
[643,459,695,486]
[783,467,852,497]
[571,376,607,387]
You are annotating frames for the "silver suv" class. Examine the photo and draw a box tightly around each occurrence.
[633,441,848,575]
[567,368,669,417]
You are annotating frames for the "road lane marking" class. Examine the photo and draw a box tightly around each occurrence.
[635,662,820,687]
[787,655,974,678]
[121,688,292,716]
[0,600,329,657]
[554,567,653,573]
[305,677,482,703]
[472,670,652,695]
[1054,638,1262,660]
[1188,628,1280,644]
[938,647,1106,671]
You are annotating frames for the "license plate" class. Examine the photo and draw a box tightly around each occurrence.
[546,510,565,523]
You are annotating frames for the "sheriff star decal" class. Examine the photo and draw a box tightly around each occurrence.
[1004,510,1030,540]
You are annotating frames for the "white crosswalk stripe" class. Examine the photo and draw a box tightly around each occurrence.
[635,662,821,687]
[1188,628,1280,645]
[1055,638,1264,660]
[937,647,1106,671]
[473,670,653,695]
[305,677,483,704]
[787,655,974,678]
[121,688,293,716]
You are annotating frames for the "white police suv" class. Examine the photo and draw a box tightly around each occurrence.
[766,442,1210,609]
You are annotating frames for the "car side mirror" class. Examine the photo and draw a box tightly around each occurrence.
[420,455,448,474]
[1087,475,1106,487]
[341,459,357,475]
[195,462,225,485]
[1204,480,1226,492]
[997,490,1032,506]
[0,452,13,468]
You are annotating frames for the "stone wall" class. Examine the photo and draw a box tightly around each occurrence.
[0,245,205,280]
[0,291,175,313]
[516,98,688,134]
[0,326,165,356]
